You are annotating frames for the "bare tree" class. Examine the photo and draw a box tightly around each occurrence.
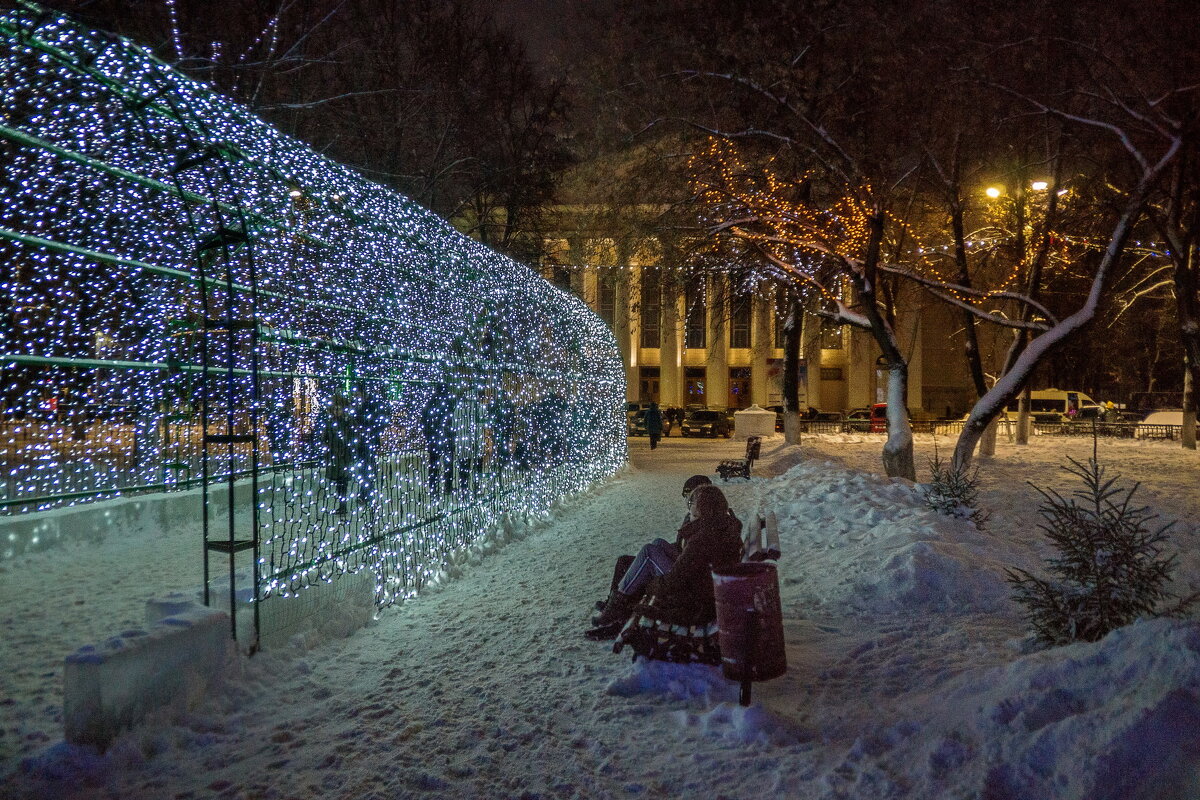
[1145,144,1200,449]
[690,139,920,478]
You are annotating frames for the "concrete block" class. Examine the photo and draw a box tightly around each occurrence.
[63,605,232,748]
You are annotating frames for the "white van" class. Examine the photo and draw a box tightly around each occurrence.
[1006,389,1101,423]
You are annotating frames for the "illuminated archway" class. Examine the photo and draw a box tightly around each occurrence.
[0,5,625,635]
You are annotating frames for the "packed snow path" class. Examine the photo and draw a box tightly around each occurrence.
[3,434,1200,799]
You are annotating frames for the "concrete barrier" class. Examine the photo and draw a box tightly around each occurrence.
[63,605,233,748]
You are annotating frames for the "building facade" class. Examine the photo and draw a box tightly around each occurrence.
[538,244,976,417]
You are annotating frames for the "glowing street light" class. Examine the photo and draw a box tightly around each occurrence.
[1031,181,1048,191]
[985,186,1002,199]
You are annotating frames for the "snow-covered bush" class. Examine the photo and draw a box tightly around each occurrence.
[923,449,988,528]
[1006,457,1193,646]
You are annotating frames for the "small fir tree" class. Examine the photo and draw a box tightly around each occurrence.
[1007,457,1190,646]
[924,448,989,528]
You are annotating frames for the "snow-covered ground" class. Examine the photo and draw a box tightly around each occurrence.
[2,432,1199,799]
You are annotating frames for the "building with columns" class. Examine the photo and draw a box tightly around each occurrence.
[537,240,975,417]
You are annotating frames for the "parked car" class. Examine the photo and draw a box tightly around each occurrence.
[870,402,888,432]
[843,407,872,432]
[1004,389,1102,424]
[1135,410,1198,439]
[865,403,916,432]
[803,411,845,431]
[679,408,733,438]
[765,405,785,432]
[627,409,672,437]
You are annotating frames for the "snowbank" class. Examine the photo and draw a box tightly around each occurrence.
[882,617,1200,800]
[762,458,1029,615]
[3,435,1198,799]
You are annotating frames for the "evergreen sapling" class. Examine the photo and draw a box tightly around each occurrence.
[924,447,989,528]
[1006,457,1193,646]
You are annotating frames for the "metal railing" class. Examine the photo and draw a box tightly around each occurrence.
[796,418,1196,440]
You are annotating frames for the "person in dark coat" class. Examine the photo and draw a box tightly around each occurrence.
[587,483,742,639]
[645,401,664,450]
[349,383,385,504]
[590,474,712,614]
[420,383,457,498]
[323,393,355,514]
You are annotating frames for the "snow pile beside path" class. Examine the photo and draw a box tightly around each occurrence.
[605,660,810,746]
[762,459,1033,615]
[606,659,736,704]
[893,617,1200,800]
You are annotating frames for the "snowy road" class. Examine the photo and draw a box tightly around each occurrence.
[3,432,1200,799]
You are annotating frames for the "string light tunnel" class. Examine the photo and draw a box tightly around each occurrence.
[0,4,626,636]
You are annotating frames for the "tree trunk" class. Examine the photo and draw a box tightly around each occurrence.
[949,199,989,400]
[855,210,915,481]
[979,417,998,457]
[1015,386,1031,445]
[783,412,802,445]
[881,362,916,481]
[1176,242,1199,450]
[781,296,804,445]
[1183,356,1197,450]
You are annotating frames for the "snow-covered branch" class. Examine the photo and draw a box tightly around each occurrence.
[875,263,1059,328]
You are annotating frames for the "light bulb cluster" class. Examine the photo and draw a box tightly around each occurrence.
[687,138,1116,309]
[0,6,625,607]
[689,138,895,306]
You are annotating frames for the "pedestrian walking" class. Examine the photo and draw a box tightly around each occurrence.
[323,393,355,514]
[645,401,664,450]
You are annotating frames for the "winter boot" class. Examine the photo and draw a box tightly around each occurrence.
[588,589,636,635]
[593,555,635,615]
[584,620,623,641]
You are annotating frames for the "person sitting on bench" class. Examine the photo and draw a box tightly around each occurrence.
[590,474,712,617]
[586,483,743,640]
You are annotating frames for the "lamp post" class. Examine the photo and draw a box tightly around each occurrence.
[983,177,1057,446]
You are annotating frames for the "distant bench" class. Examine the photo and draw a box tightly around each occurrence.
[716,435,762,481]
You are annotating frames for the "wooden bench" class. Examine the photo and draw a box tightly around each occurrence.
[743,511,781,562]
[613,608,721,665]
[716,435,762,481]
[614,512,781,664]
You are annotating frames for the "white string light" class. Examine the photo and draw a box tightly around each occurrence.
[0,6,625,606]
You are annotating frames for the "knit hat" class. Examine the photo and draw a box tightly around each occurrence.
[682,474,713,496]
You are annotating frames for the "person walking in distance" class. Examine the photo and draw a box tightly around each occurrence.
[645,401,664,450]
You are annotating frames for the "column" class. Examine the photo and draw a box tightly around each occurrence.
[706,274,729,408]
[802,310,822,411]
[904,313,923,412]
[842,326,872,409]
[615,266,635,401]
[750,294,772,406]
[659,276,683,408]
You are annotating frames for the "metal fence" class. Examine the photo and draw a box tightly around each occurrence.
[797,418,1196,440]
